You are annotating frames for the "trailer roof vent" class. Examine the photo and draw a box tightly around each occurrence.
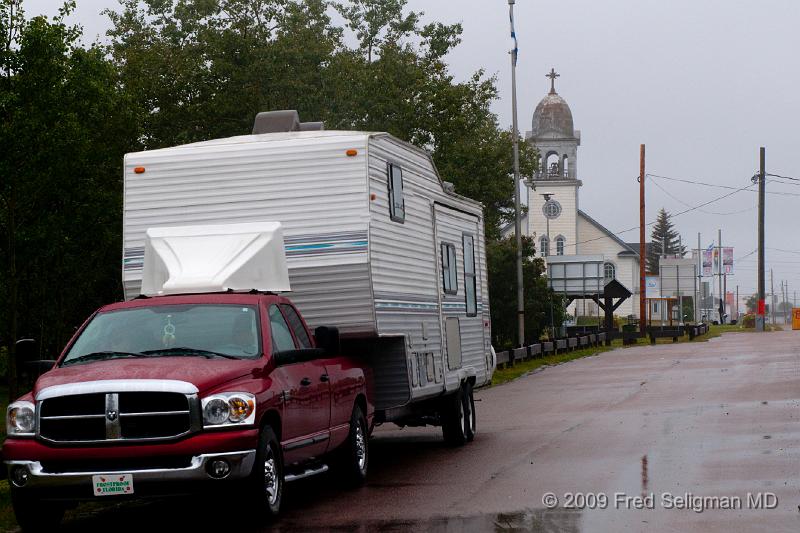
[141,222,291,296]
[252,110,324,134]
[442,181,455,194]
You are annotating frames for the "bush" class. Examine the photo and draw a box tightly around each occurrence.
[741,313,756,328]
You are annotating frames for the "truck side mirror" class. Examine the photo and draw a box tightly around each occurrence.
[314,326,340,355]
[15,338,56,384]
[14,338,37,367]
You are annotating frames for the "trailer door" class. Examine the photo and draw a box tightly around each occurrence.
[433,204,486,387]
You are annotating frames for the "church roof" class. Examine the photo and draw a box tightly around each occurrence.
[577,210,638,256]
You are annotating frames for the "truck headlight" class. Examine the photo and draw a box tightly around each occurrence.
[7,401,36,436]
[202,393,256,427]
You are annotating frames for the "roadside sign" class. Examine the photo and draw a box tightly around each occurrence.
[793,308,800,331]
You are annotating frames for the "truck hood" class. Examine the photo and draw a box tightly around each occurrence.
[34,357,264,398]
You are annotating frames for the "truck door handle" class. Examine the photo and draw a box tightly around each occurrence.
[300,377,312,387]
[319,374,329,382]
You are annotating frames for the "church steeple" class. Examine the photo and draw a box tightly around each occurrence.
[525,70,582,257]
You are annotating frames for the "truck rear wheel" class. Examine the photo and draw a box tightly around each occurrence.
[441,386,468,447]
[11,490,64,531]
[249,426,284,518]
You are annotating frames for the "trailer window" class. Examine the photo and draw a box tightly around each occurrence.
[441,243,457,294]
[388,163,405,222]
[463,235,477,316]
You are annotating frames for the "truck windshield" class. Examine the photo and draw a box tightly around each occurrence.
[62,304,261,365]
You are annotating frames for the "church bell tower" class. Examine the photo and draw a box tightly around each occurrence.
[526,69,581,257]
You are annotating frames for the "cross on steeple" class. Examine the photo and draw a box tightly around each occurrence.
[546,68,560,94]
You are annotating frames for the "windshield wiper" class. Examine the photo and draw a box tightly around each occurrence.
[62,351,145,366]
[140,347,240,360]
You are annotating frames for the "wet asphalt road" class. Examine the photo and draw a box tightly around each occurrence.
[50,330,800,532]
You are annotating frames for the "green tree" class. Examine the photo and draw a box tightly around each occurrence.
[646,208,686,273]
[745,293,758,313]
[487,236,566,348]
[106,0,534,238]
[0,1,137,398]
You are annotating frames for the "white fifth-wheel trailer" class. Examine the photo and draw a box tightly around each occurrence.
[122,111,493,444]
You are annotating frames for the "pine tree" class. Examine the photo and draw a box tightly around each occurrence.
[646,208,686,273]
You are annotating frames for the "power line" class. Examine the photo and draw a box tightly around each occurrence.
[648,173,800,197]
[564,180,758,250]
[766,172,800,182]
[648,176,757,216]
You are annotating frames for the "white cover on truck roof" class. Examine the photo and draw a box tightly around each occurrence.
[141,222,291,296]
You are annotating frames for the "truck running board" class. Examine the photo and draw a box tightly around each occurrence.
[285,464,329,482]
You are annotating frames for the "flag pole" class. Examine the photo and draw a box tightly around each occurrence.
[509,0,524,346]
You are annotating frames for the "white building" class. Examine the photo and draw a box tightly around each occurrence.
[504,70,645,319]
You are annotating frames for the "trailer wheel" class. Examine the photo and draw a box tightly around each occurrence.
[338,404,369,486]
[441,386,467,447]
[464,382,476,442]
[11,490,64,531]
[248,425,284,519]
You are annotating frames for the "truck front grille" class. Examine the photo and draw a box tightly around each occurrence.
[39,392,198,443]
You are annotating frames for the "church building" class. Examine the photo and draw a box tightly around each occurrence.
[504,70,644,320]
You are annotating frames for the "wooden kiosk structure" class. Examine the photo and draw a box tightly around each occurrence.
[547,255,632,338]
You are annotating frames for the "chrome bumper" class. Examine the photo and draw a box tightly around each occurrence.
[5,450,256,491]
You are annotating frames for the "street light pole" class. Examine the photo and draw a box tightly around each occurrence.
[541,192,555,333]
[508,0,524,346]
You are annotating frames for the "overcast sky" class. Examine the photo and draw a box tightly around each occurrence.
[25,0,800,306]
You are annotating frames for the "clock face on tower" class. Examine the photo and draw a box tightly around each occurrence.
[542,199,562,220]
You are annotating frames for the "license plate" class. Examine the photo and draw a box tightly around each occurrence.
[92,474,134,496]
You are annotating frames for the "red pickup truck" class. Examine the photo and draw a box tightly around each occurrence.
[3,292,372,530]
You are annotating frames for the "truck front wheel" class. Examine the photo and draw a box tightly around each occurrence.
[11,490,64,531]
[249,426,284,518]
[337,404,369,486]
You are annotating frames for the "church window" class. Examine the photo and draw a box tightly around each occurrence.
[441,243,457,294]
[540,235,549,257]
[387,163,405,223]
[604,262,616,281]
[555,235,565,256]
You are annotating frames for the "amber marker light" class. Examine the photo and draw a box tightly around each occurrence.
[133,167,146,174]
[346,149,358,157]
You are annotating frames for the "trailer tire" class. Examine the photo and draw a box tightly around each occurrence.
[464,382,476,442]
[248,426,284,519]
[441,386,467,447]
[11,490,64,532]
[337,404,369,487]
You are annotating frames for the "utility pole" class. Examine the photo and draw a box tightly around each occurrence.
[697,233,702,322]
[639,144,646,334]
[508,0,524,346]
[736,285,739,322]
[718,229,724,323]
[783,280,789,324]
[756,147,766,331]
[770,269,775,326]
